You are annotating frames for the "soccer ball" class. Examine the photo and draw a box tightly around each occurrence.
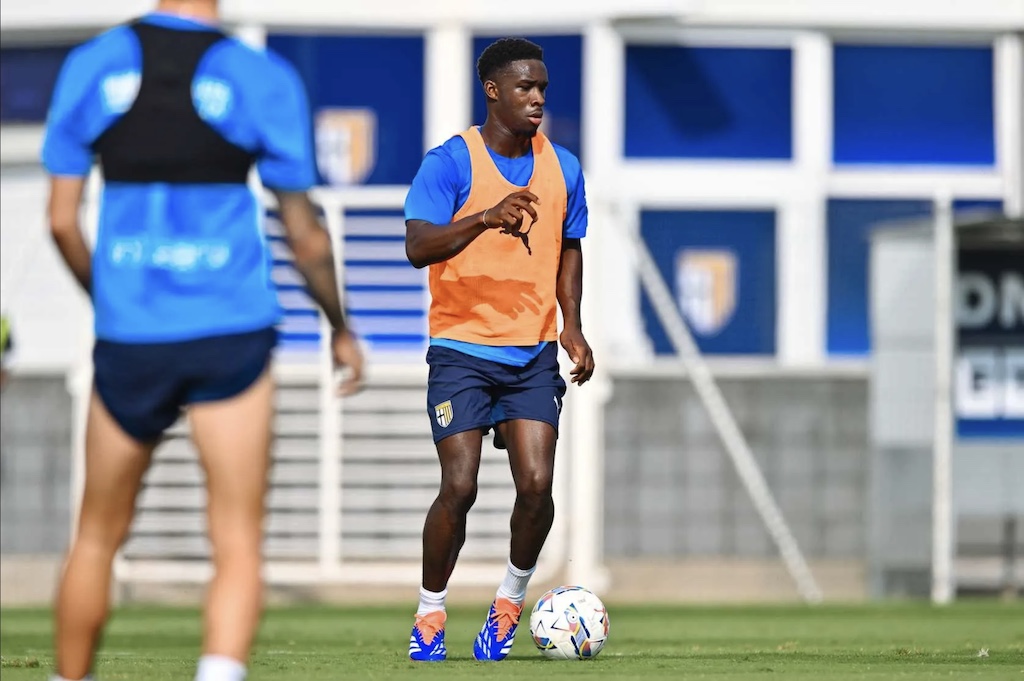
[528,585,609,660]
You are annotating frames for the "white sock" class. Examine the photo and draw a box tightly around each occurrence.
[51,676,94,681]
[417,586,447,616]
[194,654,246,681]
[496,559,535,604]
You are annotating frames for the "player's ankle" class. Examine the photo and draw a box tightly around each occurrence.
[496,559,535,604]
[417,585,448,615]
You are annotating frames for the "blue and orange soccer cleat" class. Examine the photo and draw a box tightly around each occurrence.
[473,597,523,661]
[409,610,447,661]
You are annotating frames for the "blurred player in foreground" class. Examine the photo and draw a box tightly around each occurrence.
[41,1,364,679]
[403,37,594,661]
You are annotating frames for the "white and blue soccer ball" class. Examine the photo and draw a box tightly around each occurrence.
[528,585,610,660]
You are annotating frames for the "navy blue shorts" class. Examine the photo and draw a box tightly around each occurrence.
[93,326,278,443]
[426,343,567,445]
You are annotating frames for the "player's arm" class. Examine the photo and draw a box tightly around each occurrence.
[557,156,594,385]
[254,55,350,334]
[257,54,363,394]
[273,190,347,333]
[557,239,594,385]
[405,192,539,268]
[272,192,363,395]
[41,47,99,297]
[48,177,91,294]
[404,214,492,269]
[404,145,539,268]
[405,215,486,269]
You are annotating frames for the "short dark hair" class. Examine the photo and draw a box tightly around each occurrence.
[476,37,543,84]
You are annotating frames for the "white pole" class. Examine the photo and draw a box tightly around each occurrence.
[424,23,472,152]
[994,33,1023,218]
[931,190,956,605]
[780,31,830,366]
[562,20,624,592]
[317,198,346,575]
[629,229,824,604]
[564,198,612,593]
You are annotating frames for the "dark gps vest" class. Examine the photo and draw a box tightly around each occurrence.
[92,20,255,184]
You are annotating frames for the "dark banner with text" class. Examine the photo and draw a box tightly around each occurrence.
[955,246,1024,438]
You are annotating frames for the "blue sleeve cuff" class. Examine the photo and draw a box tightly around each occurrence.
[257,167,316,192]
[404,148,460,225]
[562,159,588,239]
[41,139,93,177]
[564,223,588,239]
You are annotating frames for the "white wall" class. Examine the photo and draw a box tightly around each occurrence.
[2,0,1021,32]
[0,167,88,373]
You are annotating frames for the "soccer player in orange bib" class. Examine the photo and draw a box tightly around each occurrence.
[403,37,594,661]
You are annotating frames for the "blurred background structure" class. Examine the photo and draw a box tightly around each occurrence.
[1,0,1022,607]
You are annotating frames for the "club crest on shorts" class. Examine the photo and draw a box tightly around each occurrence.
[434,400,454,428]
[676,248,738,336]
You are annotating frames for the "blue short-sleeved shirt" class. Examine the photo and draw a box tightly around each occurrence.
[404,131,588,366]
[41,13,316,343]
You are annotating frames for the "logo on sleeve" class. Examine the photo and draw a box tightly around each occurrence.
[101,71,141,114]
[193,78,233,123]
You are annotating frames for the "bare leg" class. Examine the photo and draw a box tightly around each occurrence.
[470,420,556,661]
[188,370,273,664]
[500,419,558,570]
[421,429,484,591]
[55,391,156,680]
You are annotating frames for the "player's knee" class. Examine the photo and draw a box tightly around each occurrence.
[514,469,554,501]
[73,529,124,559]
[439,476,478,513]
[76,514,133,554]
[208,530,262,567]
[210,548,263,583]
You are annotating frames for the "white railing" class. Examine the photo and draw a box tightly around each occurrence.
[84,186,574,588]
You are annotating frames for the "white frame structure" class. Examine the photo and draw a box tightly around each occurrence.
[30,0,1019,603]
[105,186,574,588]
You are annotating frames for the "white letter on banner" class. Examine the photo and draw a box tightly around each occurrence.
[1003,349,1024,418]
[956,349,1000,419]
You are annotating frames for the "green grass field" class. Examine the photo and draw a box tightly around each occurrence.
[2,603,1021,680]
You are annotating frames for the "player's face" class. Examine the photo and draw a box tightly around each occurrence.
[490,60,548,137]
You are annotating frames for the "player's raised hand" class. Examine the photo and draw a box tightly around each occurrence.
[482,191,540,231]
[559,326,595,386]
[332,328,365,396]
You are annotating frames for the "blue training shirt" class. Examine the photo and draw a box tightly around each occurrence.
[404,131,588,366]
[41,12,315,343]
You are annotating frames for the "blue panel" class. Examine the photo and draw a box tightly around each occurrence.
[624,46,792,160]
[266,35,424,185]
[265,209,426,358]
[826,199,933,356]
[640,210,776,355]
[0,46,72,122]
[954,199,1004,217]
[833,45,995,165]
[957,420,1024,438]
[471,35,583,159]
